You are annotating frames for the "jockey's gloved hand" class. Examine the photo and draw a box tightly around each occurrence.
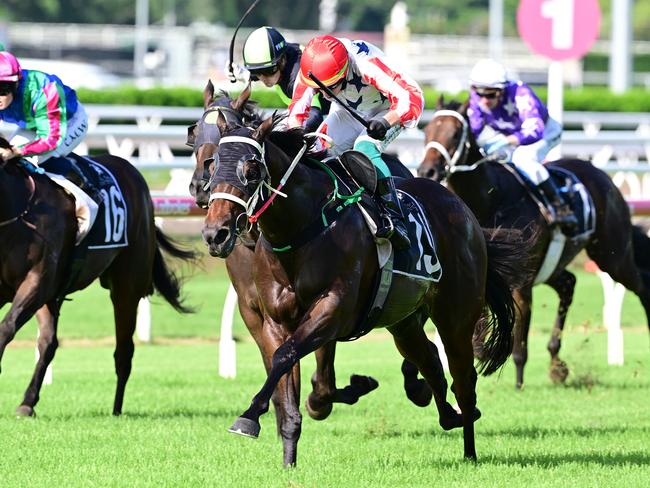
[485,136,510,155]
[367,117,391,140]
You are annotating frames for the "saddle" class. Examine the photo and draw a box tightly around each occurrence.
[501,162,596,239]
[323,153,442,341]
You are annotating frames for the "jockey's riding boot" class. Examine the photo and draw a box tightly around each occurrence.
[374,177,411,250]
[538,178,578,231]
[65,158,103,205]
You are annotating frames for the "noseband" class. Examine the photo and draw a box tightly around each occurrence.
[424,110,470,173]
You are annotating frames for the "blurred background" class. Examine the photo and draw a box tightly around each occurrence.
[0,0,648,90]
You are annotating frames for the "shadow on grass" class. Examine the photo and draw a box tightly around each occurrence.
[32,406,241,421]
[479,450,650,468]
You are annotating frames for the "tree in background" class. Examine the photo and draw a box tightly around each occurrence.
[0,0,648,40]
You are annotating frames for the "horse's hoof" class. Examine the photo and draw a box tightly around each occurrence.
[305,393,333,421]
[15,405,35,418]
[350,374,379,393]
[439,404,481,430]
[549,359,569,384]
[406,379,433,407]
[228,417,260,438]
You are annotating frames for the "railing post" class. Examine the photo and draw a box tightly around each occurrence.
[598,271,625,365]
[219,284,238,378]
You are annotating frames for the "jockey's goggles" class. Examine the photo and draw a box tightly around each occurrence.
[0,81,15,95]
[248,65,279,79]
[474,88,500,100]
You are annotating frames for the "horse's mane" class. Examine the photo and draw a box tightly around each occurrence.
[0,136,11,150]
[266,116,324,159]
[442,99,465,113]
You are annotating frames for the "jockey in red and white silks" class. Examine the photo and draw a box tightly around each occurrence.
[288,35,423,180]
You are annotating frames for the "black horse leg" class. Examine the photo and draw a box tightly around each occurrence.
[435,318,480,460]
[109,284,140,416]
[230,312,336,466]
[306,341,379,421]
[546,270,576,383]
[258,322,302,466]
[511,287,532,389]
[17,303,62,417]
[389,316,471,432]
[0,276,48,373]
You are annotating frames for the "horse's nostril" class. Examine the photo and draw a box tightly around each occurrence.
[426,168,435,179]
[214,228,230,245]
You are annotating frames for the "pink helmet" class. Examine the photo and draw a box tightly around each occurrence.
[0,51,22,82]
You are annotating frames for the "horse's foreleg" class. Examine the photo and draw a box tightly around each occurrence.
[511,287,532,389]
[305,342,379,421]
[546,270,576,384]
[0,270,48,372]
[257,320,302,466]
[17,303,61,417]
[229,299,341,466]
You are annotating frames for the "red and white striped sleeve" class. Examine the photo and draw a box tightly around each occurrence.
[287,81,317,129]
[358,55,424,128]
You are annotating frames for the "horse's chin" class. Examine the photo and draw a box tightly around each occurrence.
[208,234,237,258]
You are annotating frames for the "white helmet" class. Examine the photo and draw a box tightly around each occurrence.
[469,59,508,89]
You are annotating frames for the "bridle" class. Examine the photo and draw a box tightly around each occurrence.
[190,104,250,203]
[208,130,322,234]
[424,110,471,174]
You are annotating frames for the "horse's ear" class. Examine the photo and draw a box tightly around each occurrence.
[252,115,274,142]
[203,80,215,109]
[216,110,228,134]
[436,94,445,109]
[231,81,251,112]
[459,99,469,116]
[186,123,198,147]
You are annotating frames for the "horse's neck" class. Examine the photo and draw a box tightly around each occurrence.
[0,166,28,223]
[449,162,496,223]
[258,145,327,246]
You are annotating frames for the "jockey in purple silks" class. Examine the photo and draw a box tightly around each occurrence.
[467,59,577,230]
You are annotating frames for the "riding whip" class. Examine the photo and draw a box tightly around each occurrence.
[307,71,370,129]
[228,0,264,83]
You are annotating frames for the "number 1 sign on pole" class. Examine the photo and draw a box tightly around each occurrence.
[517,0,601,158]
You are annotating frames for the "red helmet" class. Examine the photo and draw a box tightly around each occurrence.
[299,36,349,88]
[0,51,22,82]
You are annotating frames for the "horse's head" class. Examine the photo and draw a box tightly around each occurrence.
[188,80,258,208]
[202,115,275,257]
[418,96,471,181]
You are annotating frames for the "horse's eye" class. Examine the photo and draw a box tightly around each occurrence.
[244,161,261,181]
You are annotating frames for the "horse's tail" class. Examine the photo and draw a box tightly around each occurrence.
[632,224,650,289]
[152,227,198,313]
[477,227,535,376]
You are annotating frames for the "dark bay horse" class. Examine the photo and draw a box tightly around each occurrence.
[0,136,196,416]
[418,98,650,388]
[201,114,531,465]
[187,83,380,429]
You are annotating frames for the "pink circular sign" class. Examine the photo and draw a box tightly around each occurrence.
[517,0,601,61]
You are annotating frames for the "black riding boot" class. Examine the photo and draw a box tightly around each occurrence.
[374,177,411,250]
[538,178,578,230]
[64,158,103,204]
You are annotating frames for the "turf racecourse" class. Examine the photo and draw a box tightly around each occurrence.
[1,260,649,487]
